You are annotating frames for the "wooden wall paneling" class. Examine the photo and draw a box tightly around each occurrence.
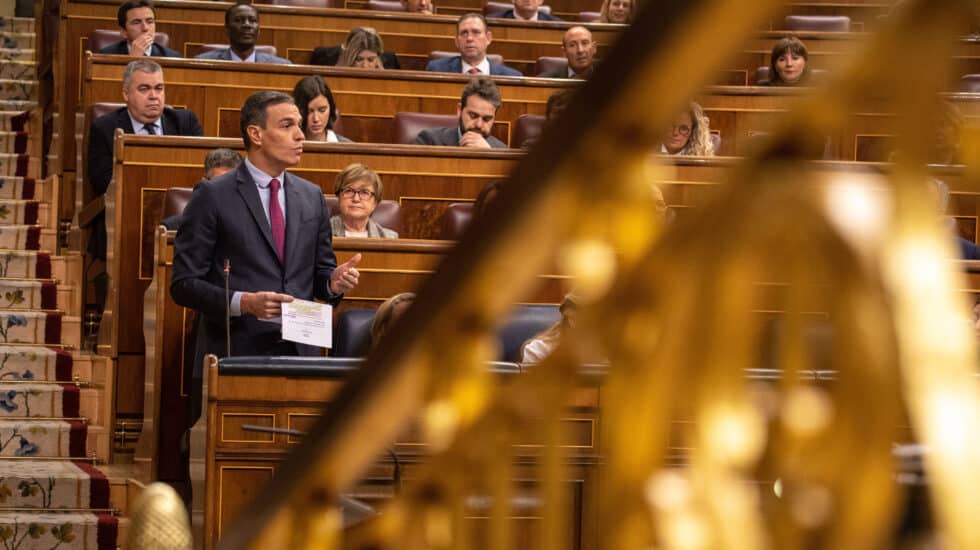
[197,363,603,549]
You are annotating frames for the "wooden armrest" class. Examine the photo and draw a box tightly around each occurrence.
[77,195,105,227]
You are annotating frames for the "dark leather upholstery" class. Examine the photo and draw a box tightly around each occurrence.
[88,102,126,123]
[336,303,560,361]
[961,74,980,93]
[438,202,473,240]
[513,114,545,148]
[163,187,194,219]
[197,44,279,56]
[484,1,551,14]
[255,0,339,6]
[535,56,568,77]
[428,50,504,66]
[88,29,171,52]
[333,309,376,357]
[219,355,365,376]
[783,15,850,31]
[392,112,458,144]
[324,196,404,235]
[366,0,406,10]
[497,304,560,362]
[577,11,601,22]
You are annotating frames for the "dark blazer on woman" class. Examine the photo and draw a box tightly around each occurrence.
[310,46,401,69]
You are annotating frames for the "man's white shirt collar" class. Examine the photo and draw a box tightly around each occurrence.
[461,57,491,74]
[513,10,538,20]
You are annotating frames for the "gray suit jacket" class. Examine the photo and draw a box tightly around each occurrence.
[194,48,290,64]
[415,126,507,148]
[330,216,398,238]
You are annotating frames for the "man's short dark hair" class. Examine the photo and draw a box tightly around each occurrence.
[240,91,295,149]
[225,2,257,25]
[456,12,488,32]
[204,148,242,179]
[460,76,501,109]
[117,0,155,27]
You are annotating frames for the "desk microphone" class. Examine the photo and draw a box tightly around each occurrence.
[223,258,231,358]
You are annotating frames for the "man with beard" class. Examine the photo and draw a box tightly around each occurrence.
[195,3,289,64]
[415,77,507,148]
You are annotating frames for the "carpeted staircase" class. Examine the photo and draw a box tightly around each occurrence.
[0,16,133,550]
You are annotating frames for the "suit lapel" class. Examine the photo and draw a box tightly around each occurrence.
[283,172,304,271]
[117,109,135,134]
[161,108,174,135]
[235,165,282,267]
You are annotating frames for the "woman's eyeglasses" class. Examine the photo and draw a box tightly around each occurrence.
[339,187,375,200]
[669,124,692,136]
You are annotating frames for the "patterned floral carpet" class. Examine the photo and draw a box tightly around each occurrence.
[0,16,119,550]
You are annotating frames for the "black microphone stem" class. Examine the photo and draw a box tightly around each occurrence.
[223,258,231,358]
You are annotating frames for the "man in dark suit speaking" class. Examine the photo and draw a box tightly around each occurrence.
[416,77,508,148]
[171,90,361,360]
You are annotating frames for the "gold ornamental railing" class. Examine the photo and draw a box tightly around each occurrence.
[150,0,980,548]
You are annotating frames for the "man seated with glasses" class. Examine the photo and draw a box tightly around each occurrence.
[331,163,399,238]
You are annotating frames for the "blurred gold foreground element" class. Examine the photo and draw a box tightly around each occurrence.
[200,0,980,549]
[128,483,193,550]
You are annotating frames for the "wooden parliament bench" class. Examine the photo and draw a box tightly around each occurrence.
[107,136,524,418]
[183,354,603,549]
[80,54,980,165]
[127,137,980,460]
[60,0,624,177]
[60,0,980,178]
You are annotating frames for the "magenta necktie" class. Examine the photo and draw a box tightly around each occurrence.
[269,178,285,261]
